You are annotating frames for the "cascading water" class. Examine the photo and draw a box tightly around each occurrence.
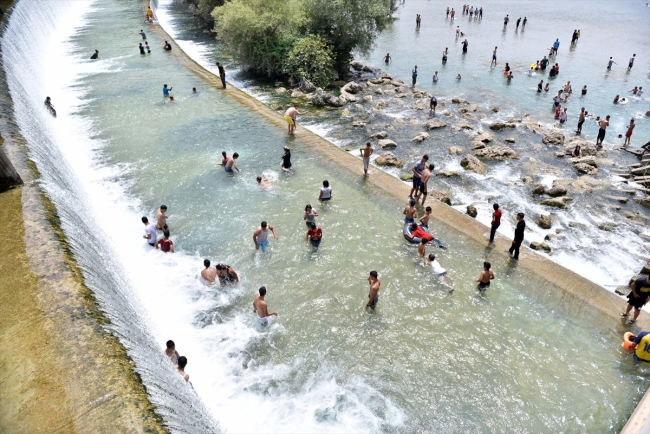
[2,1,219,431]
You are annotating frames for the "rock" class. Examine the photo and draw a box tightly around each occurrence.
[472,142,487,150]
[574,163,598,175]
[466,205,478,218]
[616,286,632,297]
[440,196,452,205]
[564,139,598,156]
[399,172,413,181]
[394,87,405,93]
[570,156,598,167]
[489,122,516,131]
[381,72,392,80]
[412,132,430,143]
[352,120,367,127]
[375,152,403,167]
[598,223,616,231]
[457,107,469,114]
[537,214,552,229]
[606,195,629,204]
[505,138,516,143]
[331,80,347,87]
[378,139,397,149]
[275,87,288,95]
[451,97,469,104]
[375,101,388,109]
[362,65,374,72]
[437,170,461,178]
[458,123,474,130]
[540,243,552,252]
[475,132,493,143]
[350,61,363,70]
[370,131,388,139]
[641,263,650,275]
[530,241,542,250]
[361,95,373,103]
[369,77,384,85]
[491,107,500,112]
[544,233,553,241]
[341,109,350,117]
[531,185,547,195]
[460,154,487,175]
[540,197,573,209]
[467,104,479,112]
[443,112,454,117]
[474,146,519,160]
[300,80,317,93]
[291,89,305,98]
[556,152,565,158]
[424,119,447,130]
[449,146,464,155]
[521,176,534,183]
[547,186,567,197]
[391,79,405,86]
[542,130,565,145]
[525,123,549,136]
[339,90,356,103]
[374,88,384,95]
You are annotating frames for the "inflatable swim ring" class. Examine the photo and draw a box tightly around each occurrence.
[619,97,628,105]
[403,224,429,244]
[623,332,636,351]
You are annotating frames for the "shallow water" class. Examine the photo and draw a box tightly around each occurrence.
[6,0,650,432]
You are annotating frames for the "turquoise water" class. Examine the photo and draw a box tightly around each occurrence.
[5,0,650,432]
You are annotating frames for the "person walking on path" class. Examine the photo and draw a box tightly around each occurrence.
[253,286,278,326]
[596,115,610,147]
[620,275,650,324]
[253,221,278,252]
[412,65,418,88]
[491,47,497,66]
[360,143,374,176]
[628,54,636,71]
[284,104,307,135]
[489,203,501,243]
[216,62,226,88]
[624,119,636,146]
[508,212,525,260]
[475,261,495,292]
[365,271,381,311]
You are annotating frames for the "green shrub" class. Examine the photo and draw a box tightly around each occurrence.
[285,35,334,88]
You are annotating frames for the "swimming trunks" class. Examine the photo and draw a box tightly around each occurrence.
[368,293,379,310]
[224,166,234,172]
[283,115,295,125]
[597,128,606,140]
[257,240,268,252]
[257,314,273,325]
[405,217,415,224]
[363,157,370,170]
[477,281,490,291]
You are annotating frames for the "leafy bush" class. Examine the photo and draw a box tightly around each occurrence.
[285,35,334,88]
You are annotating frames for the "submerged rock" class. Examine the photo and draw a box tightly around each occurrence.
[547,185,567,197]
[474,146,519,160]
[424,119,447,130]
[449,146,464,155]
[452,97,469,104]
[350,61,363,70]
[460,154,486,175]
[370,131,388,139]
[361,95,373,103]
[375,152,403,167]
[437,170,461,178]
[352,120,367,127]
[475,132,493,143]
[574,163,598,175]
[375,101,388,109]
[491,106,500,112]
[489,122,516,131]
[531,185,546,195]
[505,137,516,143]
[540,197,573,209]
[378,139,397,149]
[570,156,598,167]
[530,241,552,251]
[466,205,478,218]
[542,130,565,145]
[521,176,534,183]
[537,214,552,229]
[472,142,487,150]
[412,132,430,143]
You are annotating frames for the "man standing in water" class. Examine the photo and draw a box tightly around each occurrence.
[628,54,636,71]
[360,142,374,176]
[200,259,217,285]
[409,155,429,199]
[142,216,157,246]
[383,53,391,64]
[162,84,172,98]
[253,286,278,326]
[412,65,418,88]
[216,62,226,88]
[365,271,381,311]
[491,46,497,66]
[607,57,618,70]
[596,115,610,147]
[224,153,240,172]
[156,205,168,231]
[475,262,495,292]
[284,104,307,135]
[508,212,525,260]
[489,203,501,243]
[253,221,278,252]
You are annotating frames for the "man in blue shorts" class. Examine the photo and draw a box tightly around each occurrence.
[408,155,429,199]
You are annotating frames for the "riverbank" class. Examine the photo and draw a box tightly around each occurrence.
[0,2,167,432]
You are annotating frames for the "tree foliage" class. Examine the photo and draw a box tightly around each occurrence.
[212,0,304,77]
[195,0,224,25]
[285,35,334,88]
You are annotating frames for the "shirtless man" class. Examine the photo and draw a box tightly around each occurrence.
[383,53,391,64]
[156,205,168,230]
[403,199,418,224]
[284,104,307,135]
[576,107,588,134]
[216,263,239,287]
[253,221,278,252]
[418,163,435,205]
[253,286,278,326]
[164,340,180,365]
[365,271,381,311]
[475,261,495,292]
[596,115,610,147]
[177,356,189,382]
[224,153,239,172]
[360,142,374,176]
[200,259,217,285]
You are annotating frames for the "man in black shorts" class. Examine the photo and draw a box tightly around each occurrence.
[621,275,650,324]
[409,155,429,199]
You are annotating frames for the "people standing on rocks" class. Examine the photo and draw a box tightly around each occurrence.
[319,180,332,201]
[383,53,391,64]
[215,62,226,88]
[475,261,495,292]
[365,271,381,311]
[164,340,180,366]
[281,146,291,171]
[508,212,525,260]
[489,203,501,243]
[305,222,322,250]
[360,142,374,176]
[155,230,175,253]
[430,95,438,113]
[404,199,418,224]
[412,65,418,88]
[142,216,157,246]
[620,275,650,324]
[200,259,217,285]
[607,57,618,70]
[156,205,168,231]
[418,164,435,205]
[253,221,278,252]
[408,155,428,199]
[224,153,240,172]
[284,104,307,135]
[628,54,636,70]
[596,115,610,147]
[253,286,278,326]
[491,46,497,66]
[624,119,636,146]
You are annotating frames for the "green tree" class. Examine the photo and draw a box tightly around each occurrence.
[285,35,335,88]
[212,0,305,77]
[195,0,224,26]
[304,0,391,72]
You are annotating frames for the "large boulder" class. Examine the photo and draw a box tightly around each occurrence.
[537,214,552,229]
[339,90,356,103]
[412,132,430,143]
[570,156,598,167]
[460,154,487,175]
[472,141,487,150]
[350,61,363,70]
[274,87,288,95]
[300,80,317,93]
[370,131,388,139]
[424,119,447,130]
[466,205,478,218]
[375,152,403,167]
[474,146,519,160]
[381,72,392,80]
[525,123,549,136]
[531,185,547,195]
[540,197,573,209]
[574,163,598,175]
[342,81,364,94]
[547,185,567,197]
[564,139,598,156]
[542,130,565,145]
[449,146,464,155]
[378,139,397,149]
[291,89,305,98]
[489,122,516,131]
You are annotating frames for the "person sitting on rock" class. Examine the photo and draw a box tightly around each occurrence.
[571,144,582,158]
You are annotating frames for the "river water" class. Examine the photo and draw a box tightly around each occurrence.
[4,0,650,432]
[154,0,650,293]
